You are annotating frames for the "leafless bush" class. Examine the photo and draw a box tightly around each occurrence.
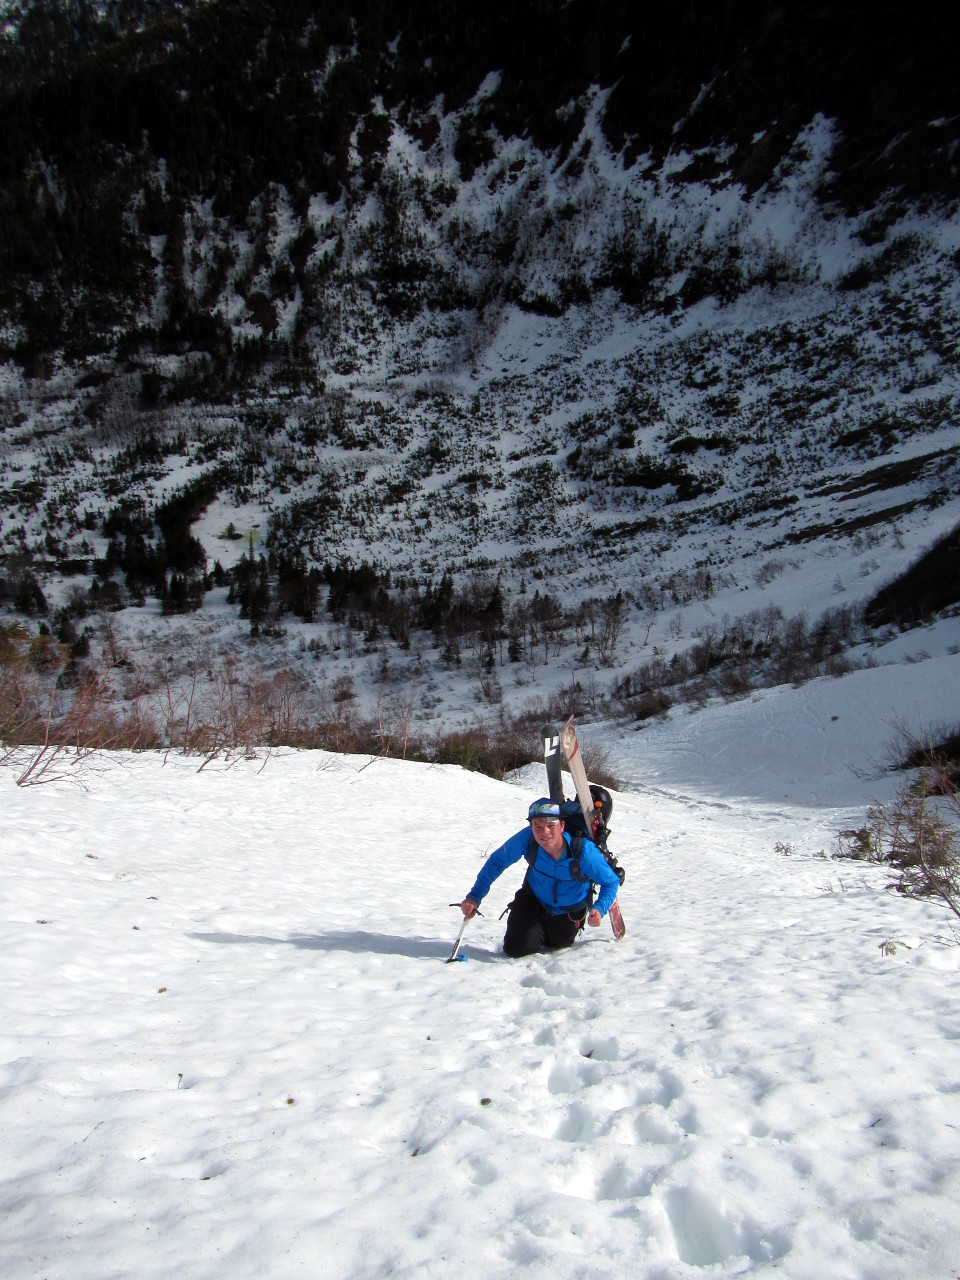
[152,654,325,766]
[425,702,555,780]
[835,823,883,862]
[382,681,421,760]
[835,725,960,924]
[576,593,626,665]
[754,558,785,586]
[578,741,619,791]
[620,690,673,721]
[14,666,119,786]
[888,718,960,788]
[3,616,613,788]
[616,600,867,716]
[2,624,56,745]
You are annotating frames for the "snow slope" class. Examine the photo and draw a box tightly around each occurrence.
[2,654,960,1279]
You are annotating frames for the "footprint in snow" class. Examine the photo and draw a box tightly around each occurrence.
[595,1158,658,1201]
[467,1155,499,1187]
[579,1034,619,1061]
[546,1055,603,1095]
[554,1100,596,1142]
[662,1182,791,1268]
[518,971,582,1000]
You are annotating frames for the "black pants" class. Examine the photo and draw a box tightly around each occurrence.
[503,880,588,958]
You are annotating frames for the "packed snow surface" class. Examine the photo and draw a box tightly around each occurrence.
[3,655,960,1279]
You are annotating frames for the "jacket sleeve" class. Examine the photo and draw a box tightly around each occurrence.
[466,829,529,906]
[579,840,622,918]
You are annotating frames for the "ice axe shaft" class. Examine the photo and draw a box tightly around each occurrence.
[446,905,478,963]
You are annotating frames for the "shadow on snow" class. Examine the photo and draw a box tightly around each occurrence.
[189,929,498,962]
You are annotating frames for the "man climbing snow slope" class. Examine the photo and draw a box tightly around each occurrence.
[460,797,621,957]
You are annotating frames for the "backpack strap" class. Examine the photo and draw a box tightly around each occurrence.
[568,833,587,881]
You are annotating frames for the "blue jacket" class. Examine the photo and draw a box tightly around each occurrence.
[467,828,621,918]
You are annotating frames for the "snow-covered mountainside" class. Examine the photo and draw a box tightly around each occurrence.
[1,2,958,735]
[2,11,960,1271]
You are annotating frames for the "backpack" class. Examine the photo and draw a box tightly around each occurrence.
[561,797,625,886]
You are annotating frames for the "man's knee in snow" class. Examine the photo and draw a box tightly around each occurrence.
[503,934,540,958]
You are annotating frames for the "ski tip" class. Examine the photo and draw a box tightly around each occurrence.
[609,901,626,941]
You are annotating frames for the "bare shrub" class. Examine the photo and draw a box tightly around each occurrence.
[15,666,117,786]
[432,726,502,779]
[579,741,619,791]
[893,720,960,790]
[881,779,959,916]
[621,690,673,721]
[835,823,883,862]
[577,593,626,665]
[153,656,328,766]
[835,724,960,924]
[754,558,785,586]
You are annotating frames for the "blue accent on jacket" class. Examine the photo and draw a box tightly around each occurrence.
[467,828,621,917]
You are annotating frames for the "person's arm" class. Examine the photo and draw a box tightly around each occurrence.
[462,830,528,913]
[580,841,622,919]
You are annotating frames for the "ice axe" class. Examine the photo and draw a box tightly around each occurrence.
[446,904,480,963]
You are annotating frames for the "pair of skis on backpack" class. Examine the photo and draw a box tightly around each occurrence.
[543,717,626,941]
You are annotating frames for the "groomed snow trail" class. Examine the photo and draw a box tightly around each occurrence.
[1,746,959,1279]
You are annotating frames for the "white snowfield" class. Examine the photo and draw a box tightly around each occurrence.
[2,659,960,1279]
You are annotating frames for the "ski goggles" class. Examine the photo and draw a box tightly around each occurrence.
[528,798,562,822]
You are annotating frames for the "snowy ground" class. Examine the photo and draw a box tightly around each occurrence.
[2,653,960,1279]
